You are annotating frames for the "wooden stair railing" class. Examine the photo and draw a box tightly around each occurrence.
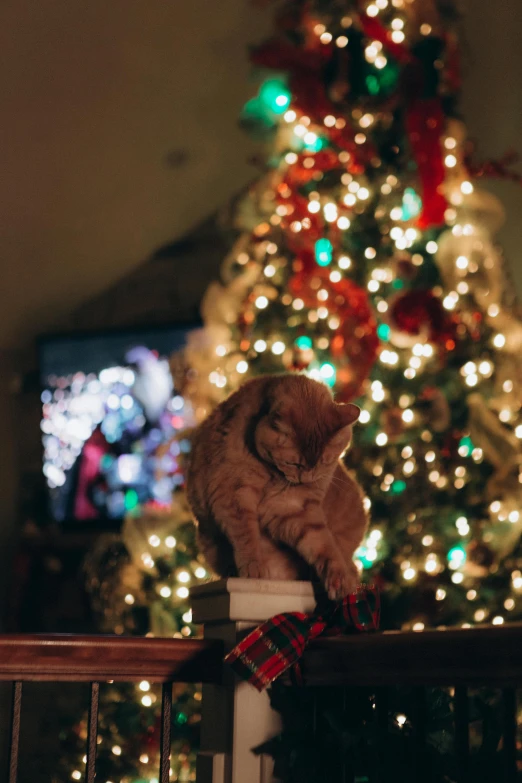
[0,634,224,783]
[295,622,522,686]
[289,624,522,783]
[3,595,522,783]
[191,579,522,783]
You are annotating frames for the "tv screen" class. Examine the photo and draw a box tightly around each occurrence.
[39,324,199,524]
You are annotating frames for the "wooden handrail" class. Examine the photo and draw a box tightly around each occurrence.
[0,634,224,683]
[301,623,522,687]
[2,623,522,687]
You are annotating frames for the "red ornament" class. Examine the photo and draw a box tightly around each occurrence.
[289,271,378,400]
[389,290,453,345]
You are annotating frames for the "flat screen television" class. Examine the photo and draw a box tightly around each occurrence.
[38,323,200,526]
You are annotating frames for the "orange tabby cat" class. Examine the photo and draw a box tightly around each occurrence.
[186,374,368,599]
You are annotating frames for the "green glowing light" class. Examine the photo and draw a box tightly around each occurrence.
[240,97,276,132]
[124,489,139,511]
[315,238,333,267]
[304,134,324,152]
[377,323,390,341]
[448,545,467,566]
[241,97,264,120]
[366,75,380,95]
[295,336,313,350]
[401,188,422,221]
[100,455,115,471]
[355,545,377,570]
[459,436,474,457]
[366,61,400,96]
[259,79,291,115]
[319,362,336,387]
[391,480,407,494]
[378,61,400,93]
[392,279,404,290]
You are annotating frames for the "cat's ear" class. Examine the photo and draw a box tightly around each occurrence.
[325,423,353,456]
[336,403,360,427]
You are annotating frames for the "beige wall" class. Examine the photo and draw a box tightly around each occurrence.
[463,0,522,291]
[0,354,20,628]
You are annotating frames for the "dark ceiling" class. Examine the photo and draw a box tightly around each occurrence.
[0,0,520,350]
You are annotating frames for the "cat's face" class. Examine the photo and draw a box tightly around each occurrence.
[255,390,360,485]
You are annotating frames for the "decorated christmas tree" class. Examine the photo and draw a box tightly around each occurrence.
[184,0,522,632]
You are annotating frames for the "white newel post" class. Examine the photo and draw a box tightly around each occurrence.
[190,578,316,783]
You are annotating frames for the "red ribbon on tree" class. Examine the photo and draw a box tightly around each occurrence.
[358,12,448,229]
[405,98,447,229]
[389,289,455,347]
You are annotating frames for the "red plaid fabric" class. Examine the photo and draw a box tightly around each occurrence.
[225,585,380,691]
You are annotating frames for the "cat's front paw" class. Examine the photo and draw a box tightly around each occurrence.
[324,560,359,601]
[238,560,271,580]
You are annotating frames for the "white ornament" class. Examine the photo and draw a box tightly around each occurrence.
[435,228,503,311]
[457,188,506,235]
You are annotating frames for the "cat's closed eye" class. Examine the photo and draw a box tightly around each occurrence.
[283,461,305,469]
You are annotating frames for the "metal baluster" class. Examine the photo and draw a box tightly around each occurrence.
[502,688,517,783]
[339,688,349,783]
[412,687,428,783]
[8,682,22,783]
[159,682,173,783]
[340,687,349,783]
[454,687,469,783]
[375,687,389,783]
[312,689,318,738]
[86,682,100,783]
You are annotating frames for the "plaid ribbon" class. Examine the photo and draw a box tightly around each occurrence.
[224,585,380,692]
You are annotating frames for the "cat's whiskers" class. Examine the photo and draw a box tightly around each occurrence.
[328,474,353,489]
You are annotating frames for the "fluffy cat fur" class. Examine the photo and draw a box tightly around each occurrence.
[186,374,368,599]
